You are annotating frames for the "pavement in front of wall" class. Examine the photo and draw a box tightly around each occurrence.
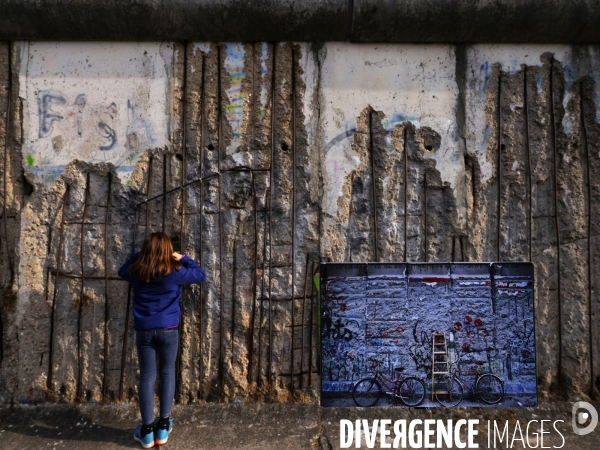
[0,399,598,449]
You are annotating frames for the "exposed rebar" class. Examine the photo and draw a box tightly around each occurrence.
[76,173,91,401]
[549,58,563,381]
[368,110,379,262]
[47,186,70,390]
[267,42,277,385]
[290,47,297,392]
[403,127,408,262]
[300,253,310,389]
[497,71,503,262]
[102,172,112,401]
[524,66,533,262]
[579,81,594,397]
[2,41,14,282]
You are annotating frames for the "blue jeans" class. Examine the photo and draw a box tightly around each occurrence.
[136,329,179,425]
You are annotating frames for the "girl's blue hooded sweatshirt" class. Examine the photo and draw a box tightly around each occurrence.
[118,253,206,331]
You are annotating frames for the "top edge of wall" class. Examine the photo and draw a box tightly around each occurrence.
[1,0,600,43]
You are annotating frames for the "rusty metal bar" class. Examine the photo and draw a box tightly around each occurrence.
[137,172,222,207]
[2,41,14,281]
[177,43,189,399]
[247,176,258,384]
[217,44,225,388]
[550,58,563,378]
[198,180,204,387]
[307,261,317,387]
[162,153,167,232]
[451,236,456,262]
[102,172,112,401]
[424,171,428,262]
[579,81,594,396]
[49,271,123,281]
[257,189,270,386]
[231,238,237,371]
[299,253,309,389]
[197,53,206,390]
[119,196,138,400]
[524,66,533,262]
[289,47,297,393]
[267,42,277,385]
[145,157,154,231]
[497,71,503,262]
[47,186,70,389]
[368,110,379,262]
[403,127,408,262]
[76,173,91,401]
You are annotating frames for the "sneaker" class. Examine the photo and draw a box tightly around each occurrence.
[155,418,173,445]
[134,424,155,449]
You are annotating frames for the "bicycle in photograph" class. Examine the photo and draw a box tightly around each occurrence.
[352,359,426,407]
[435,368,504,407]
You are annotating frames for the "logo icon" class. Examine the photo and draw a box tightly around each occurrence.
[572,401,598,436]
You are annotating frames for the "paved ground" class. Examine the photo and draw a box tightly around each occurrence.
[0,399,598,449]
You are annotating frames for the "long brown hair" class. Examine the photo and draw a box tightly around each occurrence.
[128,232,182,282]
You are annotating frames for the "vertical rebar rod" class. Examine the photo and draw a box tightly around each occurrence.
[300,253,309,389]
[162,153,167,232]
[77,173,91,400]
[307,261,316,387]
[550,58,563,379]
[119,197,138,400]
[424,171,428,262]
[231,238,237,371]
[177,42,189,399]
[247,176,258,383]
[368,111,379,262]
[102,172,112,401]
[290,47,297,392]
[2,41,13,281]
[579,81,594,396]
[217,45,225,388]
[524,66,533,262]
[198,180,204,388]
[0,41,12,364]
[497,71,503,262]
[267,42,277,384]
[257,189,270,386]
[198,53,206,388]
[145,157,154,232]
[246,43,258,383]
[403,127,408,262]
[47,186,70,389]
[451,236,456,262]
[175,42,190,400]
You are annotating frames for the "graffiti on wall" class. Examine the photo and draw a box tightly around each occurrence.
[320,262,536,407]
[21,41,172,184]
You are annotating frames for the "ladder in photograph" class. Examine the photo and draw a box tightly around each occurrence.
[431,333,449,400]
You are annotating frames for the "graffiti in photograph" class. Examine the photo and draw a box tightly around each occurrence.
[320,262,536,408]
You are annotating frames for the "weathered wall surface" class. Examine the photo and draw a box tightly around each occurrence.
[1,42,599,404]
[320,263,535,399]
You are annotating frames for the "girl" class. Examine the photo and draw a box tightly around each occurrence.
[119,232,206,448]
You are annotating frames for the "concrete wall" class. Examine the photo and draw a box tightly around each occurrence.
[320,263,535,399]
[1,41,599,404]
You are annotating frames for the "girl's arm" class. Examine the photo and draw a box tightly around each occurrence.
[118,252,140,282]
[175,255,207,284]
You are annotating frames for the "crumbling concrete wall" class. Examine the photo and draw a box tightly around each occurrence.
[1,42,599,404]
